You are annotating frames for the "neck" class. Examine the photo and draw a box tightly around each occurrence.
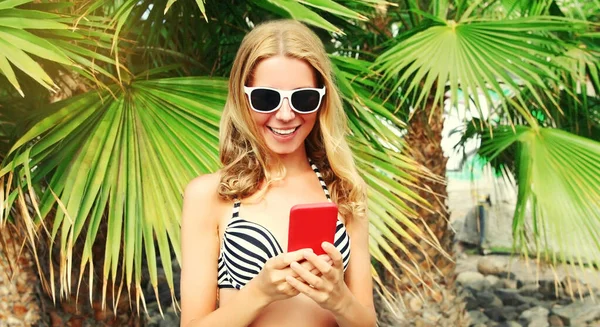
[269,146,310,176]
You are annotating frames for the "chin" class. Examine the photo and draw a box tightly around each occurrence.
[264,139,305,155]
[262,127,308,156]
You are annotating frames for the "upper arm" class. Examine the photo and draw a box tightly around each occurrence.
[179,173,223,326]
[344,213,375,314]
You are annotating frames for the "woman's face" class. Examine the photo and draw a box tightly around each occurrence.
[247,55,319,156]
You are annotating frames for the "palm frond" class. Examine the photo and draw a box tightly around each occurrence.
[479,126,600,268]
[375,16,590,125]
[0,77,226,312]
[0,1,123,96]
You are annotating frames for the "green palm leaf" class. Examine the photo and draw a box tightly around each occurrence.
[479,126,600,268]
[0,1,121,96]
[375,16,589,124]
[0,77,226,311]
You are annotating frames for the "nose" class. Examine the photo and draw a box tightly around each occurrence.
[275,97,295,122]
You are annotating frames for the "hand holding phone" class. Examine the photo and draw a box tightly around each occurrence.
[287,202,338,255]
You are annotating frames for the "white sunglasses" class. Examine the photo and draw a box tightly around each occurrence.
[243,86,326,114]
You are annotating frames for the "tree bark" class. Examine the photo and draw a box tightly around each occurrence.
[379,105,467,326]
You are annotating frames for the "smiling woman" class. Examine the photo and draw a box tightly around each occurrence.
[179,19,376,327]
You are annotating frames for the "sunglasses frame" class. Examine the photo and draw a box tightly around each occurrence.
[243,86,326,114]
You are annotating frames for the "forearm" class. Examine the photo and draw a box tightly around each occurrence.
[185,284,269,327]
[333,290,377,327]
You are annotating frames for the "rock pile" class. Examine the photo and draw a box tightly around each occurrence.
[460,258,600,327]
[0,228,41,326]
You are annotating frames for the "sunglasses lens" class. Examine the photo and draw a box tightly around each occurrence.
[250,88,280,112]
[291,89,321,113]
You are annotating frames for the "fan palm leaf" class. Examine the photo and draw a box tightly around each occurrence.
[376,16,590,126]
[479,126,600,268]
[0,1,122,96]
[0,77,226,312]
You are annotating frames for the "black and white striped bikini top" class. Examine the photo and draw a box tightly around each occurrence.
[217,161,351,290]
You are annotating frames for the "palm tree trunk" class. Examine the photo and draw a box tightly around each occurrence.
[381,105,467,326]
[404,108,454,281]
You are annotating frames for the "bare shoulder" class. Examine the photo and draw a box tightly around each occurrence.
[182,171,228,227]
[184,172,221,199]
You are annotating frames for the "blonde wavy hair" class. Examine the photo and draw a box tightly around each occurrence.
[218,19,366,222]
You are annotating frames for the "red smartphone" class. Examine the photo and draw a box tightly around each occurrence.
[287,202,338,255]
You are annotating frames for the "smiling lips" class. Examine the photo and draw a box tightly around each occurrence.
[269,126,299,136]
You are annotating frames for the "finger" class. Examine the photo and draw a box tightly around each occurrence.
[286,275,321,300]
[284,257,329,280]
[291,265,323,280]
[299,255,331,271]
[318,254,332,262]
[284,261,314,281]
[322,242,343,269]
[303,250,334,277]
[290,261,322,288]
[272,249,313,269]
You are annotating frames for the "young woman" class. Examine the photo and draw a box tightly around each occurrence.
[179,19,376,327]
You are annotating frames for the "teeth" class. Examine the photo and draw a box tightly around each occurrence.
[271,127,296,135]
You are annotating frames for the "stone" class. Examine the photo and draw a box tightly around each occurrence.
[5,316,21,325]
[499,322,522,327]
[486,275,502,288]
[528,318,550,327]
[539,280,562,300]
[537,301,554,310]
[468,310,490,325]
[457,271,487,291]
[552,300,600,326]
[519,283,540,296]
[518,295,543,307]
[498,272,517,280]
[504,279,519,289]
[409,296,423,312]
[414,317,435,327]
[465,296,479,311]
[548,314,564,327]
[561,276,590,298]
[476,291,503,309]
[483,307,505,322]
[422,310,442,324]
[477,257,506,276]
[495,289,520,302]
[520,306,550,323]
[517,303,533,312]
[504,311,519,322]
